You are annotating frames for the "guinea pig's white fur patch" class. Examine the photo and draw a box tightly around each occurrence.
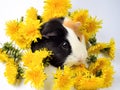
[63,26,88,66]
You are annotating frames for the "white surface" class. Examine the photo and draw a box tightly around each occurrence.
[0,0,120,90]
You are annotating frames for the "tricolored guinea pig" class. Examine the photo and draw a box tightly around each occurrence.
[31,17,88,68]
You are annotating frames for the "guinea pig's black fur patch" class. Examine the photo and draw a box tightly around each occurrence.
[31,17,72,67]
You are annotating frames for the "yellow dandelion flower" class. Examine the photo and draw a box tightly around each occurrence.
[73,64,104,89]
[97,39,115,60]
[71,10,102,40]
[20,19,41,42]
[12,20,41,49]
[42,0,71,22]
[72,64,88,76]
[5,8,41,49]
[81,17,102,40]
[71,9,89,25]
[0,49,9,62]
[22,49,52,68]
[89,58,114,87]
[85,16,102,33]
[108,38,115,59]
[82,31,93,41]
[5,20,27,48]
[102,65,114,87]
[53,66,74,90]
[24,65,46,89]
[12,32,29,49]
[22,50,33,67]
[38,48,52,58]
[75,74,104,90]
[6,20,19,35]
[25,7,41,43]
[88,43,108,54]
[89,58,111,74]
[26,7,38,20]
[4,59,18,84]
[5,20,20,40]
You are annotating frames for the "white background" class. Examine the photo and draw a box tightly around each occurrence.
[0,0,120,90]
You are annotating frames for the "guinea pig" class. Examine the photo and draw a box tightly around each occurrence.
[31,17,88,90]
[31,17,88,67]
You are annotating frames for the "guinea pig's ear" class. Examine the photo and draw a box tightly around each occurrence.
[63,18,82,40]
[40,23,57,39]
[63,17,81,31]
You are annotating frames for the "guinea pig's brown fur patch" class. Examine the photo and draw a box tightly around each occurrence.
[63,18,83,41]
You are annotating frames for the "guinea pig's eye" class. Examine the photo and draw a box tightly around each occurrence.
[77,36,80,41]
[60,41,70,50]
